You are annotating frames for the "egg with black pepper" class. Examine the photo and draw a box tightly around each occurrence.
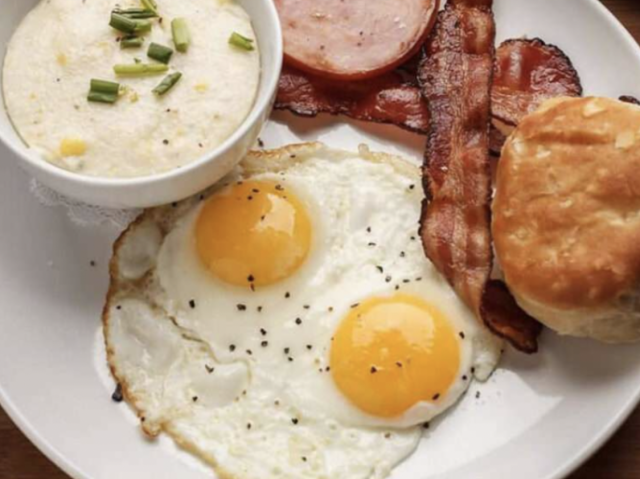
[104,143,502,479]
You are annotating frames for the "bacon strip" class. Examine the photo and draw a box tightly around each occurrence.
[418,0,495,312]
[418,0,541,353]
[275,64,430,134]
[481,281,543,353]
[620,95,640,106]
[492,38,582,126]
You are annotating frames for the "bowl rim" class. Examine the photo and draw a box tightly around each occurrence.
[0,0,283,188]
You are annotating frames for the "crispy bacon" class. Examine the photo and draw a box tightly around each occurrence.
[418,0,495,312]
[492,38,582,126]
[418,0,542,353]
[275,64,430,134]
[481,281,543,353]
[620,95,640,105]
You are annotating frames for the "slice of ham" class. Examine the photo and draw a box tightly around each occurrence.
[274,0,439,80]
[418,0,542,353]
[492,38,582,127]
[275,65,430,134]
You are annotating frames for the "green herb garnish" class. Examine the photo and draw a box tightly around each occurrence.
[147,42,173,64]
[110,12,137,33]
[229,32,254,51]
[87,79,120,104]
[141,0,158,15]
[121,35,144,49]
[133,19,152,33]
[172,18,190,52]
[153,72,182,95]
[113,63,169,76]
[113,8,157,19]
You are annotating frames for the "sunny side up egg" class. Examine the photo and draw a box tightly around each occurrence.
[104,143,503,479]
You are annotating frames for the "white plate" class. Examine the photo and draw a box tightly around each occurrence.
[1,0,640,478]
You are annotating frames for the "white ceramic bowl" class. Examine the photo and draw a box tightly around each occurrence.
[0,0,282,209]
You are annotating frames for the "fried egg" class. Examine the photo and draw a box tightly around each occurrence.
[104,143,502,479]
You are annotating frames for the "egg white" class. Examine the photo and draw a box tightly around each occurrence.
[104,143,503,479]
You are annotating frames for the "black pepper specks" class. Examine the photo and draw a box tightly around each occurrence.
[432,393,440,401]
[205,365,215,374]
[423,422,430,430]
[247,423,252,430]
[462,375,468,381]
[260,328,267,336]
[189,300,196,309]
[291,418,299,425]
[284,347,290,355]
[112,384,124,403]
[476,391,481,399]
[459,331,465,339]
[237,304,247,311]
[163,139,169,145]
[351,303,360,309]
[370,366,378,374]
[90,260,96,267]
[295,318,302,325]
[376,266,384,274]
[229,344,236,352]
[261,341,269,348]
[285,292,291,299]
[306,345,313,350]
[192,396,199,402]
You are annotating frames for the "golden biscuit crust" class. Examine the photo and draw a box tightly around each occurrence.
[494,97,640,314]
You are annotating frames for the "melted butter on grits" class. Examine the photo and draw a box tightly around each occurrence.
[2,0,260,178]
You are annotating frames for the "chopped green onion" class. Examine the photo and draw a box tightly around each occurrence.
[90,79,120,95]
[172,18,190,52]
[229,32,254,51]
[133,19,152,33]
[153,72,182,95]
[113,63,169,76]
[110,12,138,33]
[147,42,173,64]
[88,91,118,104]
[121,35,144,49]
[87,79,120,104]
[113,8,157,18]
[141,0,158,15]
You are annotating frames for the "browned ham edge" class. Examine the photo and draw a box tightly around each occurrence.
[275,64,430,134]
[274,0,439,80]
[418,0,542,353]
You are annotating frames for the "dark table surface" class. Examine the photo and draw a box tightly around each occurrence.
[2,1,640,478]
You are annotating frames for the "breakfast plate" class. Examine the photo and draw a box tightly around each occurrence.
[2,0,640,479]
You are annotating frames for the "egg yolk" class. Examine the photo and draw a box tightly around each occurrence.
[195,180,312,287]
[330,294,461,418]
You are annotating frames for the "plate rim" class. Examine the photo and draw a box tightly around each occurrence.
[2,1,640,478]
